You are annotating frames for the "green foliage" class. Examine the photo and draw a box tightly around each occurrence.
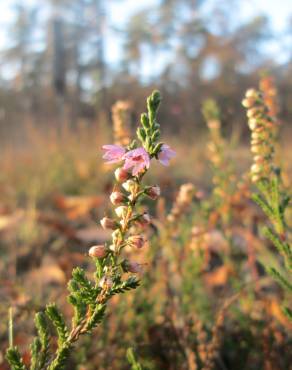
[282,306,292,321]
[202,98,220,121]
[253,176,292,320]
[46,304,69,347]
[31,312,50,369]
[245,88,291,319]
[109,276,140,296]
[30,338,41,370]
[86,303,107,331]
[137,90,163,156]
[263,227,290,261]
[68,267,98,306]
[252,193,275,221]
[127,348,143,370]
[267,267,292,292]
[6,347,27,370]
[5,91,165,369]
[47,344,71,370]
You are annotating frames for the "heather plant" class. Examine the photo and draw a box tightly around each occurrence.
[167,183,195,225]
[6,90,175,369]
[243,84,292,320]
[202,99,237,227]
[112,100,132,146]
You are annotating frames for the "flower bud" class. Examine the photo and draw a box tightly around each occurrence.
[123,260,144,274]
[247,107,261,118]
[115,167,130,182]
[89,245,107,259]
[109,244,118,253]
[128,235,145,249]
[110,191,126,205]
[251,145,261,154]
[251,132,261,140]
[248,118,258,130]
[115,206,128,218]
[129,193,138,202]
[251,163,261,174]
[137,212,151,226]
[251,174,261,183]
[122,180,136,192]
[242,98,254,108]
[145,185,161,200]
[112,229,120,243]
[254,155,264,164]
[100,217,116,230]
[99,276,113,289]
[245,88,258,99]
[251,139,261,146]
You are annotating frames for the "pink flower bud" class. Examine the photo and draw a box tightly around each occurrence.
[122,179,136,192]
[245,88,258,98]
[115,167,130,182]
[112,229,120,243]
[145,185,161,200]
[99,276,113,289]
[137,212,151,227]
[115,206,128,218]
[109,244,118,253]
[89,245,107,259]
[126,261,144,274]
[100,217,116,230]
[128,235,145,249]
[248,118,258,130]
[251,163,261,174]
[254,155,264,164]
[242,98,254,108]
[128,193,135,202]
[110,191,126,205]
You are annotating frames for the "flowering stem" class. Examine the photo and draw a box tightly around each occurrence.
[6,90,176,370]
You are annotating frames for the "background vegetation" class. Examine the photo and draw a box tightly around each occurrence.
[0,0,291,369]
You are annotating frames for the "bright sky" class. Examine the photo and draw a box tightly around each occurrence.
[0,0,291,72]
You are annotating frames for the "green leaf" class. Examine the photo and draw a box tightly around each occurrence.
[86,304,106,331]
[256,180,269,197]
[72,268,94,293]
[6,347,27,370]
[47,343,71,370]
[126,347,143,370]
[46,304,68,347]
[263,227,289,256]
[137,127,146,143]
[140,113,150,128]
[267,267,292,292]
[252,193,274,220]
[282,306,292,321]
[147,90,161,126]
[151,130,160,143]
[109,276,140,297]
[30,338,41,370]
[280,194,290,211]
[34,312,50,368]
[152,142,163,157]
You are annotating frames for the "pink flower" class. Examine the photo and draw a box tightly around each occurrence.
[102,145,125,164]
[158,144,176,166]
[123,147,150,176]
